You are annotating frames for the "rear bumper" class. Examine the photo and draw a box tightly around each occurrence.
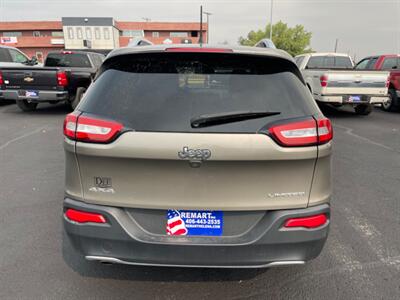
[316,94,388,104]
[1,89,68,102]
[63,198,330,268]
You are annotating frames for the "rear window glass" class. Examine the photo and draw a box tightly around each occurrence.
[307,56,353,69]
[79,53,318,133]
[45,53,91,67]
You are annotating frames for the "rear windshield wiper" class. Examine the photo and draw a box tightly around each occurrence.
[191,111,281,128]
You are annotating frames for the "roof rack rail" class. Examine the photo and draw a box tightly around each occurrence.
[254,39,276,49]
[127,38,154,47]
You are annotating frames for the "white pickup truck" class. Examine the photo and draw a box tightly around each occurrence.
[294,53,389,115]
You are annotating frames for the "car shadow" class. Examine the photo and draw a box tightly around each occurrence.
[319,104,364,119]
[3,102,71,116]
[61,230,269,283]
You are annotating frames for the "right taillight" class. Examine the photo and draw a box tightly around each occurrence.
[57,71,68,87]
[284,214,328,229]
[63,113,123,143]
[269,118,333,147]
[320,75,328,87]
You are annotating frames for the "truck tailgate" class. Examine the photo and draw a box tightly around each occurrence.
[323,70,389,95]
[1,67,59,90]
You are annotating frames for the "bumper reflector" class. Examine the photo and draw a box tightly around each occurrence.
[284,214,328,229]
[65,208,106,224]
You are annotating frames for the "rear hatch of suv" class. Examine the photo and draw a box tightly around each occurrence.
[68,50,326,212]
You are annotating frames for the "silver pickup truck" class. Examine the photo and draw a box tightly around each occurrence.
[295,53,389,115]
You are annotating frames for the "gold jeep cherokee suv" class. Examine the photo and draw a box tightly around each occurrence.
[63,44,333,268]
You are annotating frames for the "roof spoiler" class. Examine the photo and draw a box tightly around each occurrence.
[127,38,154,47]
[254,39,276,49]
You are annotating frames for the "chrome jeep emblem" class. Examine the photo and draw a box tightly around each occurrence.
[178,146,211,162]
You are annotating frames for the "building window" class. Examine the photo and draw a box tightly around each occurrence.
[33,31,41,37]
[103,28,110,40]
[67,27,74,39]
[152,31,159,38]
[191,31,199,37]
[122,30,144,37]
[2,31,22,37]
[85,27,92,39]
[95,27,101,40]
[170,32,188,38]
[52,31,64,37]
[77,27,83,39]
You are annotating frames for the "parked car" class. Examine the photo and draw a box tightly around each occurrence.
[0,45,39,68]
[63,44,333,268]
[355,54,400,111]
[0,45,40,101]
[0,50,105,111]
[295,53,390,115]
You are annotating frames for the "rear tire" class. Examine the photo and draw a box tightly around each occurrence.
[381,89,399,112]
[68,87,86,110]
[354,104,372,115]
[16,100,38,112]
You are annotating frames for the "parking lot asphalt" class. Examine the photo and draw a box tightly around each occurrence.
[0,102,399,300]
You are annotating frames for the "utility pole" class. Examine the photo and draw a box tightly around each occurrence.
[199,5,203,44]
[203,11,212,43]
[269,0,274,40]
[334,38,339,53]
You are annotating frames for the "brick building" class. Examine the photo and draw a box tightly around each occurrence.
[0,18,208,62]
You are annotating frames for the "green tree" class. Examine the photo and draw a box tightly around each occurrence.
[239,21,313,57]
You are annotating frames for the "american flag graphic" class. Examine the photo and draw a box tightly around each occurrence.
[166,210,188,236]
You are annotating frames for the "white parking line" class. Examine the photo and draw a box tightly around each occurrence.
[334,124,399,154]
[342,206,400,271]
[0,127,46,151]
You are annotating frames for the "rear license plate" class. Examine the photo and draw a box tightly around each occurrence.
[349,95,361,102]
[24,90,39,98]
[166,210,223,236]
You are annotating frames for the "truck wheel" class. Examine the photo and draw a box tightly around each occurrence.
[69,87,86,110]
[354,104,372,115]
[16,100,38,112]
[381,89,399,112]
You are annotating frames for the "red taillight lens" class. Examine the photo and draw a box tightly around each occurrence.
[269,118,333,147]
[63,113,123,143]
[320,75,328,87]
[0,71,4,85]
[165,47,233,53]
[57,71,68,87]
[65,209,106,224]
[385,77,390,88]
[63,112,78,139]
[284,214,328,229]
[317,118,333,144]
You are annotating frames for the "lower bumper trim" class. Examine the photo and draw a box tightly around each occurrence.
[85,255,305,269]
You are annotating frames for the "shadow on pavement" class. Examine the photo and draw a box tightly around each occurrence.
[62,230,268,283]
[2,102,71,116]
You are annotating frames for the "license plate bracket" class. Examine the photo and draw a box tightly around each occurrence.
[23,90,39,98]
[166,210,223,236]
[348,95,361,102]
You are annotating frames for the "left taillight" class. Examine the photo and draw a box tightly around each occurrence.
[65,208,107,224]
[63,113,123,143]
[269,117,333,147]
[0,71,4,85]
[57,71,68,87]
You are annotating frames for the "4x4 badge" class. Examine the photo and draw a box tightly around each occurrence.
[178,146,211,162]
